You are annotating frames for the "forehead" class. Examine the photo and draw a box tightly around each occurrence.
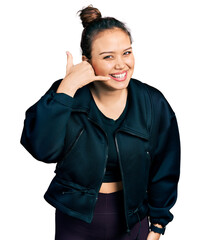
[91,28,131,53]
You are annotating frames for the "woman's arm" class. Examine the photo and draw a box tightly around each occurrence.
[146,87,180,234]
[20,82,74,163]
[21,52,110,163]
[147,231,161,240]
[148,113,180,226]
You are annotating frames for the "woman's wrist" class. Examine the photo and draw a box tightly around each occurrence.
[153,223,163,228]
[56,77,79,97]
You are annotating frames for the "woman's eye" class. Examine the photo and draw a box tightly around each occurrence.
[124,51,132,55]
[103,55,113,60]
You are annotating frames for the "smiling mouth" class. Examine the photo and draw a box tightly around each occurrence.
[110,71,128,81]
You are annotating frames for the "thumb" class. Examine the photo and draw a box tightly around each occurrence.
[66,51,74,74]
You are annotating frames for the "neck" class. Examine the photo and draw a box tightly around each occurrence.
[90,84,128,107]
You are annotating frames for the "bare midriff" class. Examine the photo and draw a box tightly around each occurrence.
[99,181,123,193]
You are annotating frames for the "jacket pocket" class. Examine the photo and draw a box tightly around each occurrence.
[56,128,85,169]
[47,176,96,197]
[55,177,95,195]
[44,176,96,220]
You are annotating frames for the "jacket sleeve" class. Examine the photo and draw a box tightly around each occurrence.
[20,80,74,163]
[148,89,181,227]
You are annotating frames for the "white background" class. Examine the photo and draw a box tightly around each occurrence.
[1,0,200,239]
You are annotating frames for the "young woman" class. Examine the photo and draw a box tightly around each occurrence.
[21,6,180,240]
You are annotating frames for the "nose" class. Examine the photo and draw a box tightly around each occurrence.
[115,56,125,70]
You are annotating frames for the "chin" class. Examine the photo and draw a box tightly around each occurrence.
[104,78,131,91]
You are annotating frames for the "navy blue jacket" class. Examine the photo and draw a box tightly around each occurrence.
[21,79,180,232]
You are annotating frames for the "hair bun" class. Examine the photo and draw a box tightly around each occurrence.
[78,5,102,28]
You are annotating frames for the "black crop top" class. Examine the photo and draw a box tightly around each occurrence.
[92,98,128,183]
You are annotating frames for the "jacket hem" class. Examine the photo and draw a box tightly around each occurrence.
[44,193,92,223]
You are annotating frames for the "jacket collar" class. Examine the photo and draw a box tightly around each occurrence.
[71,79,151,139]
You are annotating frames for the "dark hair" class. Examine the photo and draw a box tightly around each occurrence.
[78,5,132,59]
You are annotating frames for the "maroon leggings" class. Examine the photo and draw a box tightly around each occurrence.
[55,191,149,240]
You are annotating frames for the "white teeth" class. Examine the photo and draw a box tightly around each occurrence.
[111,72,126,78]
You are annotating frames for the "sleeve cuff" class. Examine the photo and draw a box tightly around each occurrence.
[52,92,74,107]
[150,224,166,235]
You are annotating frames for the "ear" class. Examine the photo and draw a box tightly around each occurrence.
[82,55,88,61]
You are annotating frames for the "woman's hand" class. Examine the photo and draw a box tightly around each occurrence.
[147,231,161,240]
[57,51,110,97]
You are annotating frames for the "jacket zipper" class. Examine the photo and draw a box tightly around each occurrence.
[87,117,109,200]
[114,127,149,233]
[87,118,133,232]
[114,130,130,233]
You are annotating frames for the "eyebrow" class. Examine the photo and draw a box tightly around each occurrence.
[99,47,132,55]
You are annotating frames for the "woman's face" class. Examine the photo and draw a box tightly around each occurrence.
[89,28,135,91]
